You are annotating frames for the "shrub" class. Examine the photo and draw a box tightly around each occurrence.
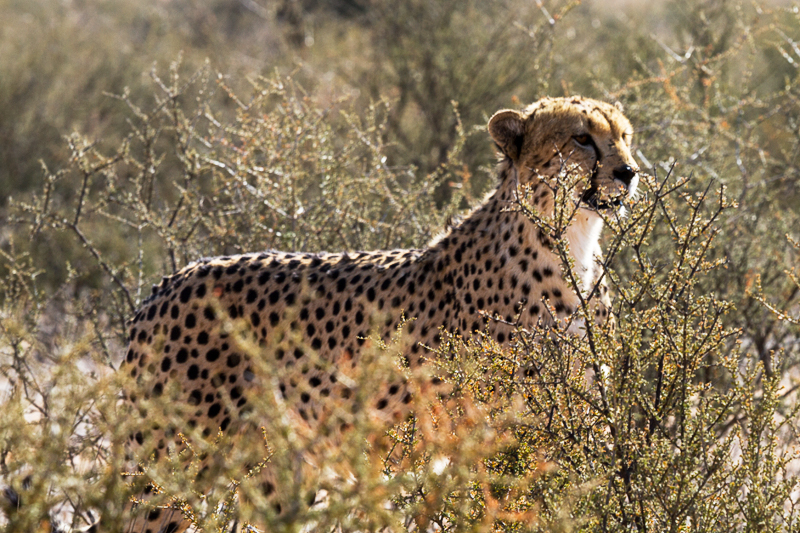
[2,0,800,531]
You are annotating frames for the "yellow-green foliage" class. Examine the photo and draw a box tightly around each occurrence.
[2,0,800,531]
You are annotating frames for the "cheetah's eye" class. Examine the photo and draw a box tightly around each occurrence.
[573,134,592,146]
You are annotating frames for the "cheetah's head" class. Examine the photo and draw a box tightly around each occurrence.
[489,96,639,211]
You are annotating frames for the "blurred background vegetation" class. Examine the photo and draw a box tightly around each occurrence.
[2,0,800,530]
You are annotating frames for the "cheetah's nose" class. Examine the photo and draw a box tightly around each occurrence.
[613,165,637,187]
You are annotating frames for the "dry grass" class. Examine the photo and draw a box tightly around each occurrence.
[2,0,800,531]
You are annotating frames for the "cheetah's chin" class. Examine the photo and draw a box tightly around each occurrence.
[580,191,624,211]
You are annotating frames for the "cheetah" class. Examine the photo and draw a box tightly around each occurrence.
[12,97,639,532]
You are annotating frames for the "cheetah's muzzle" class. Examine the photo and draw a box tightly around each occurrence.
[581,163,639,210]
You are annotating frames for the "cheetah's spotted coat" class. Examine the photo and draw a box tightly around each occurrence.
[117,96,638,532]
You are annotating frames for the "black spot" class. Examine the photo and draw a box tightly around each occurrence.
[208,403,222,418]
[188,365,200,380]
[336,278,347,292]
[269,312,280,326]
[180,286,193,303]
[148,508,162,523]
[227,353,241,367]
[188,390,202,405]
[251,312,261,327]
[161,357,172,372]
[246,289,258,303]
[196,284,207,298]
[171,305,180,319]
[269,290,280,304]
[170,326,181,341]
[185,314,196,329]
[177,348,189,363]
[206,349,220,362]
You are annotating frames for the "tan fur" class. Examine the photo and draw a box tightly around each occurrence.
[119,96,638,532]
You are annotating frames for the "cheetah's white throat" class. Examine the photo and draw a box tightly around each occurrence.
[565,209,605,295]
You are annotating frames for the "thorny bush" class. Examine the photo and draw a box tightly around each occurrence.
[1,58,799,531]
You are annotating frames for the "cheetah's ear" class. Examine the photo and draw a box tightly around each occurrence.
[488,109,525,161]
